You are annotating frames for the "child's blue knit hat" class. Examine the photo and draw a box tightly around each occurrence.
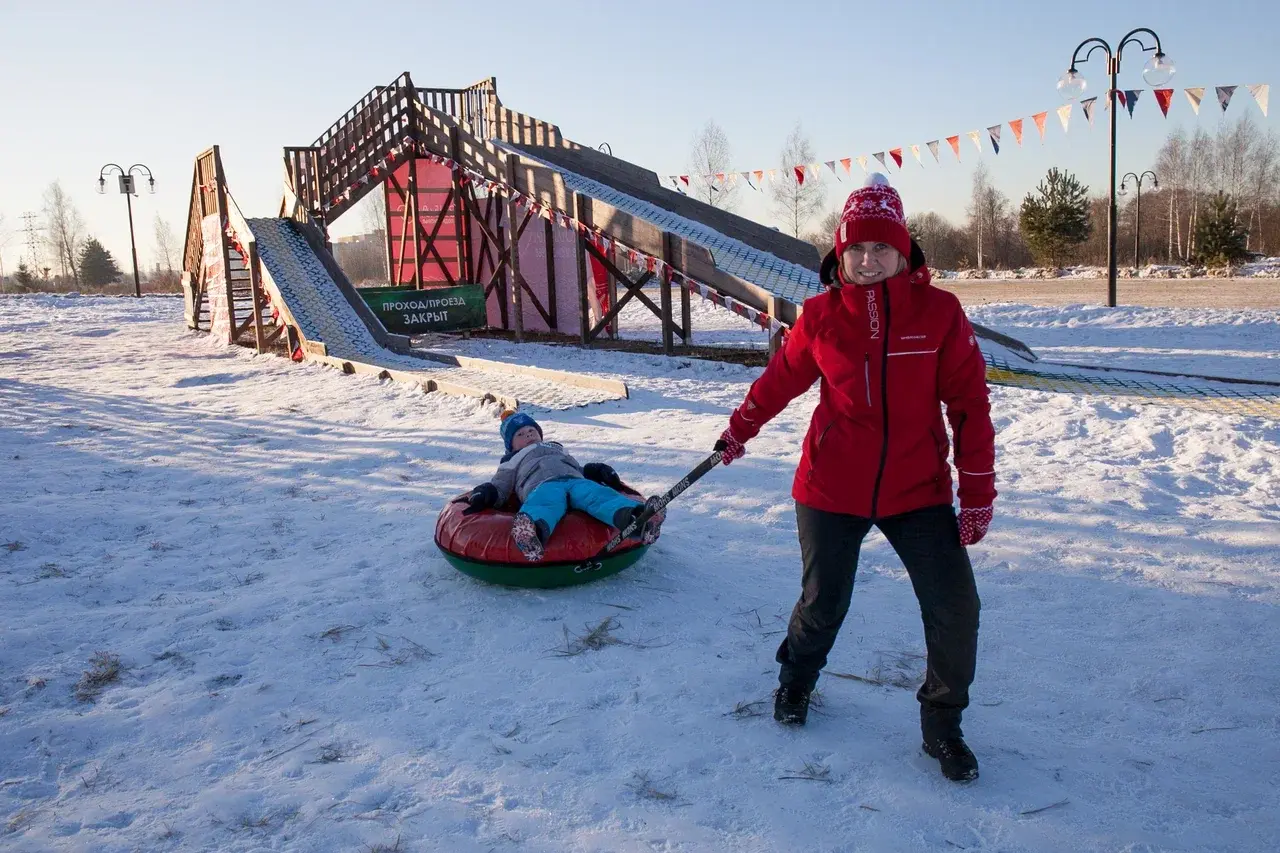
[500,410,542,454]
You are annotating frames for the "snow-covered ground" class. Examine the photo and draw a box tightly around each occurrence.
[3,294,1279,853]
[968,304,1280,383]
[937,257,1280,280]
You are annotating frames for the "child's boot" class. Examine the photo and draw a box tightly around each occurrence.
[511,512,549,561]
[611,499,666,545]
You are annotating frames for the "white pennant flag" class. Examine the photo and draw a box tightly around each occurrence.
[856,155,869,173]
[1056,103,1072,133]
[1247,83,1270,117]
[966,131,983,153]
[1185,87,1205,115]
[910,144,922,165]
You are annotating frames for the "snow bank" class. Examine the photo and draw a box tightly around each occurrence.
[2,295,1279,852]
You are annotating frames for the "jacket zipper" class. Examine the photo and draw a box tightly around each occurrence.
[953,412,967,469]
[869,284,892,518]
[864,354,871,406]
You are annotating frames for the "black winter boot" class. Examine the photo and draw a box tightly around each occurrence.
[922,736,979,782]
[773,684,812,726]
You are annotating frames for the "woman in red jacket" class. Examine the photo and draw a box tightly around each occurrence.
[716,174,996,782]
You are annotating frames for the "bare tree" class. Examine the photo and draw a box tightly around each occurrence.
[688,119,739,212]
[770,123,825,238]
[803,208,843,257]
[42,182,85,284]
[153,215,178,273]
[908,211,969,270]
[966,164,1017,268]
[360,189,388,239]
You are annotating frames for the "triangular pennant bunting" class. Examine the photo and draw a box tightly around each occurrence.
[855,156,868,173]
[967,131,982,153]
[793,165,806,185]
[1153,89,1173,117]
[1248,83,1270,116]
[1123,90,1141,118]
[1056,103,1072,133]
[1081,97,1097,126]
[888,148,903,168]
[873,152,887,170]
[840,157,852,175]
[1009,119,1024,146]
[986,124,1002,155]
[1216,85,1237,112]
[811,162,824,181]
[679,175,689,186]
[1032,111,1048,142]
[824,160,839,178]
[753,169,764,183]
[946,135,961,160]
[1185,87,1204,114]
[910,144,922,165]
[926,140,940,162]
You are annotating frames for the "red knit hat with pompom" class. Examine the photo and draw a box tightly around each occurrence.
[833,173,911,262]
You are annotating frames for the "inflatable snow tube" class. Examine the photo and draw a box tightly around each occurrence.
[434,489,650,588]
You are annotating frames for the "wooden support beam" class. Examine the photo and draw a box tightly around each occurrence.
[583,241,670,326]
[505,156,524,342]
[680,264,692,346]
[543,217,557,330]
[660,232,675,354]
[449,126,471,284]
[247,242,267,354]
[392,177,410,287]
[768,295,785,357]
[407,158,421,288]
[574,192,591,346]
[586,270,653,342]
[419,189,458,286]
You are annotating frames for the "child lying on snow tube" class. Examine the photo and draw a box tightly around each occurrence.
[455,411,664,562]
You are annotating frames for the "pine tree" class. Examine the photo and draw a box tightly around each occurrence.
[1194,192,1250,266]
[78,238,122,288]
[13,262,38,291]
[1018,167,1092,268]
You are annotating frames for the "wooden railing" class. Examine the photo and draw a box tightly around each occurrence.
[417,76,497,140]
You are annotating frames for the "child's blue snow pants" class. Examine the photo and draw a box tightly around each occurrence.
[521,477,641,535]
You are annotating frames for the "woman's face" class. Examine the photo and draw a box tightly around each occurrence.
[840,242,904,285]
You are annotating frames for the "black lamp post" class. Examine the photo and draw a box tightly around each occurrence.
[1120,170,1159,267]
[97,163,156,297]
[1059,29,1175,307]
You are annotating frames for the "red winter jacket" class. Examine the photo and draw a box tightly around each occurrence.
[730,264,996,518]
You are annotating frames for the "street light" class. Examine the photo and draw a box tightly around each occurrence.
[1120,170,1159,268]
[97,163,156,297]
[1060,29,1175,307]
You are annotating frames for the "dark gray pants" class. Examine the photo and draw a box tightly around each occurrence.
[776,502,981,740]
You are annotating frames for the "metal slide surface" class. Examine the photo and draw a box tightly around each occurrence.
[247,217,622,410]
[499,144,824,306]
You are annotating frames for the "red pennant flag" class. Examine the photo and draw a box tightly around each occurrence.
[1154,89,1173,117]
[839,157,852,175]
[753,170,764,183]
[794,165,806,185]
[946,135,961,160]
[679,175,689,186]
[888,148,903,168]
[1009,119,1024,146]
[1032,111,1048,142]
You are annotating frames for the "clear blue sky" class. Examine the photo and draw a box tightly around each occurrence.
[1,0,1276,273]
